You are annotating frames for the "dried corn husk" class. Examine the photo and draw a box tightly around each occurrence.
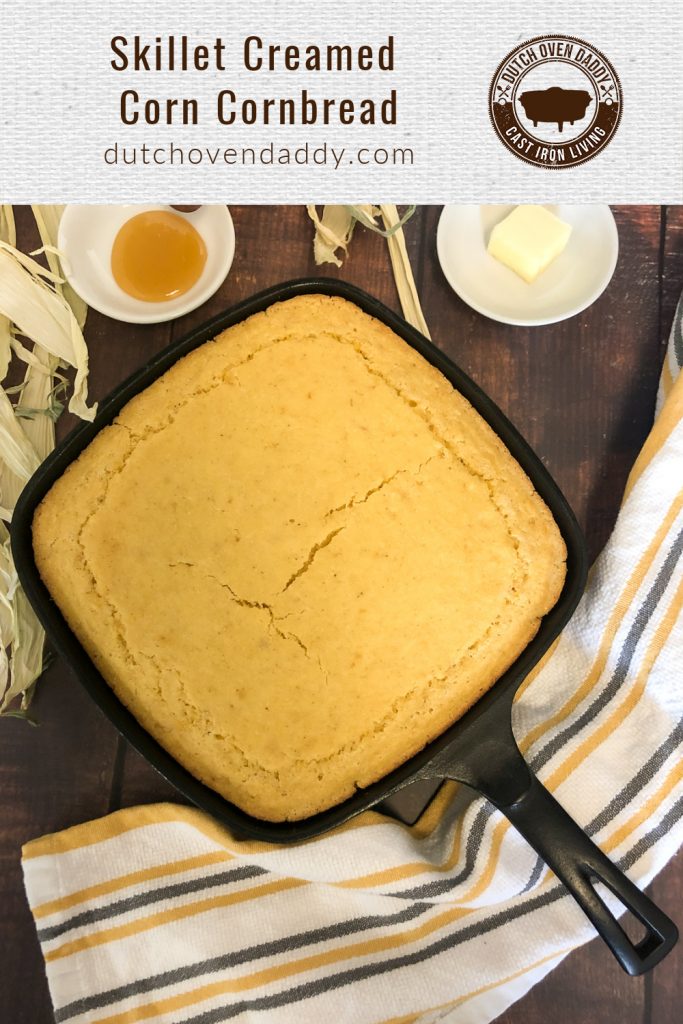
[31,205,88,330]
[379,204,431,339]
[0,207,15,247]
[0,207,93,715]
[0,241,95,420]
[0,387,41,519]
[0,520,15,704]
[307,203,429,338]
[312,206,353,267]
[307,204,415,267]
[307,205,361,266]
[0,517,43,715]
[0,205,16,382]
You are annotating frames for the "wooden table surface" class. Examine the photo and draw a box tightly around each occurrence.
[1,204,681,1023]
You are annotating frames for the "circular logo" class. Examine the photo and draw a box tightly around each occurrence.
[489,35,622,169]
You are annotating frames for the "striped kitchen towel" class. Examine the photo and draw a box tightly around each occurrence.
[22,299,683,1024]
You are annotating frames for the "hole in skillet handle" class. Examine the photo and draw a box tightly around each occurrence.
[592,879,652,946]
[423,709,678,975]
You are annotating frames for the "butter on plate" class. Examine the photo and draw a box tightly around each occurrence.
[487,205,572,284]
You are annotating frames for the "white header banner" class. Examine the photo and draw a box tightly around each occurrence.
[2,0,681,202]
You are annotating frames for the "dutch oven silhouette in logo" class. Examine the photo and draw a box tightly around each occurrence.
[489,35,621,168]
[518,86,592,132]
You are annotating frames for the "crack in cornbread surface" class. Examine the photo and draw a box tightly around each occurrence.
[33,295,566,821]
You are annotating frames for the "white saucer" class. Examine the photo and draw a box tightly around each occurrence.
[436,205,618,327]
[57,205,235,324]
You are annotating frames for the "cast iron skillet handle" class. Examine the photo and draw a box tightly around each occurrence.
[498,771,678,975]
[431,723,678,975]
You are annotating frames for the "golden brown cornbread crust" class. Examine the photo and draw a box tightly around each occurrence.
[33,294,566,821]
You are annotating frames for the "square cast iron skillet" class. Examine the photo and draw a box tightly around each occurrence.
[12,278,677,974]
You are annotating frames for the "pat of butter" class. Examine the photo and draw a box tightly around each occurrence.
[487,205,572,284]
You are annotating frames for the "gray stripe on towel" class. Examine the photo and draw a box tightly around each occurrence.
[38,864,267,942]
[672,294,683,369]
[53,901,433,1022]
[531,529,683,772]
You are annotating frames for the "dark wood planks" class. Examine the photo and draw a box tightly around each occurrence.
[0,204,681,1024]
[661,206,683,352]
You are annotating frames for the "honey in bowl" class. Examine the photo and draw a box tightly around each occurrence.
[111,210,207,303]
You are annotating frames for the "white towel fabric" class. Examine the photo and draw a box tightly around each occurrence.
[22,300,683,1024]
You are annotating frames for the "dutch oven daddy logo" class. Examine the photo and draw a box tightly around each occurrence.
[489,35,622,168]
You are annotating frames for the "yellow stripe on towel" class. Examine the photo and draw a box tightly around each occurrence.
[45,878,308,963]
[89,905,474,1024]
[545,573,683,791]
[378,945,577,1024]
[521,488,683,755]
[625,368,683,501]
[32,850,233,919]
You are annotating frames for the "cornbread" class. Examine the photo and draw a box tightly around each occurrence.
[33,294,566,821]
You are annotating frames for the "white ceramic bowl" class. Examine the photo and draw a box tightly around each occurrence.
[436,204,619,327]
[57,204,235,324]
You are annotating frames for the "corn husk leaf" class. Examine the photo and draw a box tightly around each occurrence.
[0,521,45,715]
[307,205,356,267]
[379,204,431,339]
[0,386,41,519]
[0,524,14,700]
[16,349,58,463]
[0,205,16,382]
[349,204,415,238]
[9,336,53,373]
[31,206,88,330]
[0,243,96,420]
[307,204,415,267]
[5,585,46,712]
[0,240,64,284]
[308,203,429,338]
[0,521,15,632]
[0,207,15,248]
